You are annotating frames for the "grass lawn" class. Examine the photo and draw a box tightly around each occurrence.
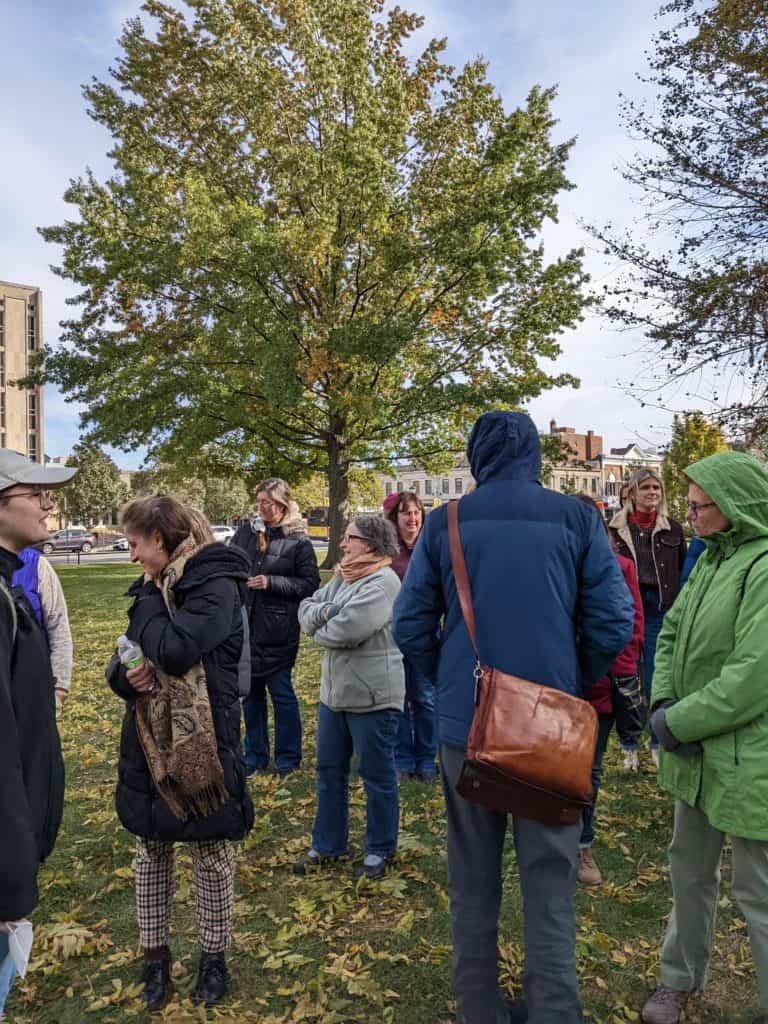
[7,564,758,1023]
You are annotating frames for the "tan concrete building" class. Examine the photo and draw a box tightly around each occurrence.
[0,281,44,460]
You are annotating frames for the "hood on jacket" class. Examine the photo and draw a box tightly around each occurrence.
[685,451,768,546]
[468,411,542,485]
[174,541,250,593]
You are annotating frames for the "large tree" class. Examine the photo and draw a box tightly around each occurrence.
[597,0,768,430]
[60,442,129,525]
[42,0,589,562]
[662,411,729,521]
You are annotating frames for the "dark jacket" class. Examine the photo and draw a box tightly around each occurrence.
[232,517,320,678]
[0,547,64,920]
[108,543,255,842]
[609,506,686,612]
[392,412,636,750]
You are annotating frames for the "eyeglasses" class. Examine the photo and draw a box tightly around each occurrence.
[343,534,367,543]
[686,501,716,516]
[255,499,276,509]
[2,489,55,507]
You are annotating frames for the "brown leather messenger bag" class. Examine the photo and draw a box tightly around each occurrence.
[447,499,598,826]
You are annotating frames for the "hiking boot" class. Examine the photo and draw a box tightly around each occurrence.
[195,952,227,1007]
[293,848,341,875]
[354,853,395,880]
[622,749,639,771]
[641,984,691,1024]
[140,948,171,1012]
[578,847,602,886]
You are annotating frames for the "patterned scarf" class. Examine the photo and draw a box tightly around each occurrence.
[337,551,392,583]
[134,536,228,821]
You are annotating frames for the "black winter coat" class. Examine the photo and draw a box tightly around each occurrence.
[610,514,686,613]
[108,543,255,843]
[232,521,320,678]
[0,547,64,920]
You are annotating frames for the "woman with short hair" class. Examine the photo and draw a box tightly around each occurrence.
[610,469,686,767]
[383,491,437,781]
[108,495,254,1011]
[296,515,404,880]
[642,452,768,1024]
[232,479,320,777]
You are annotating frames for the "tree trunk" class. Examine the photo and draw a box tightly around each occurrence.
[323,425,350,569]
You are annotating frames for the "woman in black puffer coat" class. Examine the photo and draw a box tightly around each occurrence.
[232,478,320,777]
[108,497,253,1013]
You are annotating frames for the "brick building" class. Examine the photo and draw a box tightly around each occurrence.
[0,280,44,460]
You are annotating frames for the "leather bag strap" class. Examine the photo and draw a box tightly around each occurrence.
[447,500,480,661]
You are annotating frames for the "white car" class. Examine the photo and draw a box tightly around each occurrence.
[211,524,235,544]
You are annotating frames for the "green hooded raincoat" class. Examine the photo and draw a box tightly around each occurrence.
[652,451,768,840]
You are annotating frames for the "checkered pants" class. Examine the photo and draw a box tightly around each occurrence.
[134,838,235,953]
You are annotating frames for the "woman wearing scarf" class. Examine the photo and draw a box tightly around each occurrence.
[383,490,437,782]
[295,515,404,880]
[610,470,687,767]
[108,496,254,1012]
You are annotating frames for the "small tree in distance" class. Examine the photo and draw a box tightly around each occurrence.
[60,442,129,526]
[663,411,728,523]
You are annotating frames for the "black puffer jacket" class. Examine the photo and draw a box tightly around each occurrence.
[108,543,254,843]
[232,517,320,678]
[0,547,64,920]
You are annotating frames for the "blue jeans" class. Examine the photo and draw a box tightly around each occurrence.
[395,659,437,776]
[0,933,16,1018]
[641,586,666,749]
[243,668,302,773]
[580,713,613,847]
[311,704,400,858]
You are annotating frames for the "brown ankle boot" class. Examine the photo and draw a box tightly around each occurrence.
[578,847,602,886]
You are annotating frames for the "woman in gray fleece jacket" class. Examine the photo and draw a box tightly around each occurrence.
[295,515,405,880]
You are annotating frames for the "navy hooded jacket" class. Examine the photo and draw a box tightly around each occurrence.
[392,411,635,750]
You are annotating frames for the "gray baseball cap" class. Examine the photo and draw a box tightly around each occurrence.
[0,450,76,493]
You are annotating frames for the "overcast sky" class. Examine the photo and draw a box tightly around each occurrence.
[0,0,679,468]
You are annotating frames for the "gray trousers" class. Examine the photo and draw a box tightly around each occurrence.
[440,745,582,1024]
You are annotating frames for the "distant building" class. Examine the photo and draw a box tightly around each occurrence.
[0,281,44,460]
[378,456,472,506]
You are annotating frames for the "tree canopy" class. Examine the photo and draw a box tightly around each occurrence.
[60,442,129,525]
[596,0,768,431]
[662,411,728,521]
[42,0,590,560]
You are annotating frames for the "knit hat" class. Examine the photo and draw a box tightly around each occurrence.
[382,492,400,514]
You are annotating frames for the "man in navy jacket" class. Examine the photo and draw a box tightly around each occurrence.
[393,411,634,1024]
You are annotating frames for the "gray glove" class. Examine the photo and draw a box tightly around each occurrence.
[650,705,703,756]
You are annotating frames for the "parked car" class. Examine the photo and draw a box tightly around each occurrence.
[210,524,235,543]
[112,536,129,551]
[40,528,98,555]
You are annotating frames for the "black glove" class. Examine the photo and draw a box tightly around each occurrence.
[650,705,703,756]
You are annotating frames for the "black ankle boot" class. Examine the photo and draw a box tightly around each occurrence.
[196,952,228,1006]
[140,948,171,1012]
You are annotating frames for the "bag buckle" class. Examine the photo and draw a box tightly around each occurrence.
[473,661,483,704]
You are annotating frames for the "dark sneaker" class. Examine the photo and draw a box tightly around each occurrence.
[293,848,342,876]
[354,853,395,880]
[140,953,171,1012]
[641,984,691,1024]
[195,952,227,1007]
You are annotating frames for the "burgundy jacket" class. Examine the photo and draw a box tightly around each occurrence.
[583,553,644,715]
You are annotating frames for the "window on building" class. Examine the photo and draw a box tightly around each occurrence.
[28,393,37,431]
[591,478,597,494]
[455,478,463,494]
[441,478,450,495]
[396,481,403,493]
[27,302,36,352]
[424,479,432,496]
[410,481,420,495]
[0,393,4,429]
[581,479,588,492]
[559,477,566,490]
[385,481,393,496]
[0,350,4,388]
[0,300,4,347]
[28,433,38,461]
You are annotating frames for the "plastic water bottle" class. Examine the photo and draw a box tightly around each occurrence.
[117,635,145,670]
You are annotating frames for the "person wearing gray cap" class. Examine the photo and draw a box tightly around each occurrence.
[0,449,76,1016]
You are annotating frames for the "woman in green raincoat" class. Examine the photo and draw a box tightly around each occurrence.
[641,451,768,1024]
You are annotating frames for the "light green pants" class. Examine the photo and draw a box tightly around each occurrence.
[661,800,768,1007]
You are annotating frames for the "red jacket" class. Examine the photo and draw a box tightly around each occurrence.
[584,553,644,714]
